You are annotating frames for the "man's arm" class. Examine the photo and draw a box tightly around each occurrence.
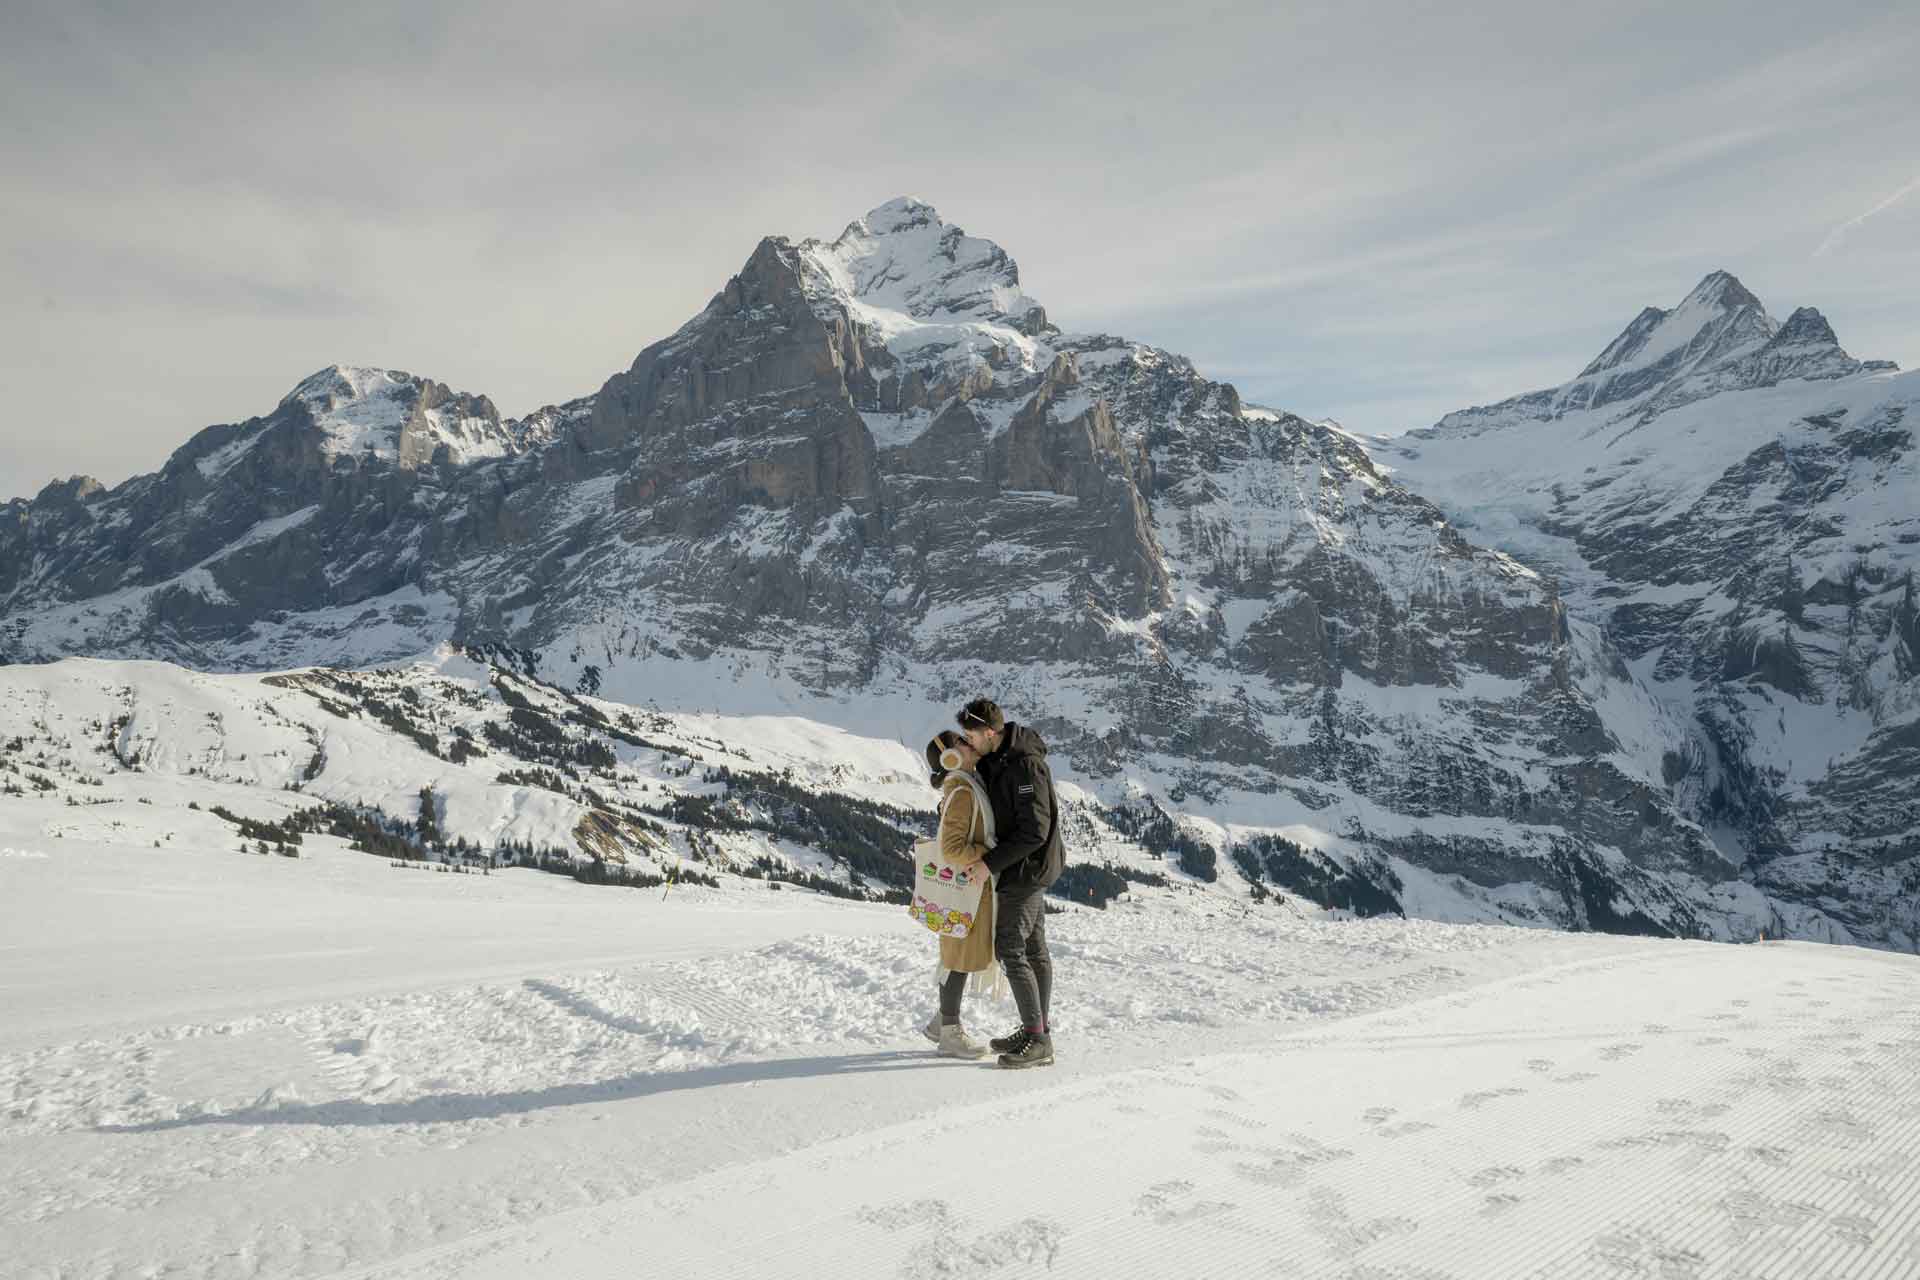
[984,759,1052,876]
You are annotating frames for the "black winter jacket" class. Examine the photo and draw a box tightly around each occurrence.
[979,724,1066,889]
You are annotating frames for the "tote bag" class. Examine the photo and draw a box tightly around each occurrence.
[907,783,989,938]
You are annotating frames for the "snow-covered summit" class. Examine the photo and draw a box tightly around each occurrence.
[284,364,514,469]
[1576,270,1772,385]
[797,197,1048,333]
[1420,271,1881,439]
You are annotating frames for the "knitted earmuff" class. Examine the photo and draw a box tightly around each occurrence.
[939,748,964,771]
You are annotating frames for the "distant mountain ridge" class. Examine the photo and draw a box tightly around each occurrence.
[2,206,1904,945]
[1373,271,1919,949]
[1421,270,1895,442]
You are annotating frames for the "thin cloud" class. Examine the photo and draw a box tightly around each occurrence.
[1815,173,1920,257]
[3,0,1918,496]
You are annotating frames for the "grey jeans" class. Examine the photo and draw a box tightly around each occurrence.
[993,883,1053,1031]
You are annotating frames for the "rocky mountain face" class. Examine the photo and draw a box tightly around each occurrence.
[0,203,1872,944]
[1373,272,1919,948]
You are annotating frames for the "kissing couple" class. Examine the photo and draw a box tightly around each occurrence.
[919,698,1066,1069]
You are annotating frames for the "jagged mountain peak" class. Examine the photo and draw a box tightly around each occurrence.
[1769,305,1840,349]
[281,364,512,470]
[1681,268,1765,314]
[1578,270,1775,382]
[283,364,412,417]
[1418,269,1893,442]
[797,197,1048,334]
[33,474,106,505]
[855,195,942,235]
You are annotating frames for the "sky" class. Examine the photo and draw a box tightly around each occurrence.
[4,0,1917,500]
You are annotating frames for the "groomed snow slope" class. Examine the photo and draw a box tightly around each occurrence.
[4,817,1919,1279]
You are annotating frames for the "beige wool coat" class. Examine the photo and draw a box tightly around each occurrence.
[937,773,997,972]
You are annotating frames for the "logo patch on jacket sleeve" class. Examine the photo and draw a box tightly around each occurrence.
[1018,784,1035,795]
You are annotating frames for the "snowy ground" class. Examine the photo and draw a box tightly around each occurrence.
[6,823,1920,1278]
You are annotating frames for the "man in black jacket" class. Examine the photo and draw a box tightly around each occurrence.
[958,697,1065,1068]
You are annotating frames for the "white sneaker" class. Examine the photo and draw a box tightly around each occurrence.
[938,1023,990,1059]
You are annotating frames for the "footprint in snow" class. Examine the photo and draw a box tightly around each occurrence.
[1602,1129,1730,1156]
[1377,1119,1438,1139]
[1302,1188,1417,1258]
[1525,1058,1555,1073]
[1133,1180,1237,1226]
[1194,1125,1244,1155]
[1716,1187,1819,1243]
[1803,1109,1875,1144]
[894,1217,1064,1279]
[1231,1135,1355,1185]
[1459,1087,1526,1110]
[1465,1165,1525,1188]
[1598,1043,1643,1061]
[1589,1227,1705,1277]
[856,1199,958,1234]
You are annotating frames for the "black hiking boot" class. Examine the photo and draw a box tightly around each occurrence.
[989,1027,1026,1054]
[997,1030,1054,1069]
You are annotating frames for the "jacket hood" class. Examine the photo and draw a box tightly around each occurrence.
[999,723,1048,761]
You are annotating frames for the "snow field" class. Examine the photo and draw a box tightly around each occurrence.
[3,825,1590,1280]
[360,942,1920,1280]
[6,649,1920,1276]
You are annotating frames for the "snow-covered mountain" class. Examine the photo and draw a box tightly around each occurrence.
[0,203,1888,945]
[1370,272,1919,947]
[0,650,948,898]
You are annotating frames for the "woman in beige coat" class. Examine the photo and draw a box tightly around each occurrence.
[921,730,999,1058]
